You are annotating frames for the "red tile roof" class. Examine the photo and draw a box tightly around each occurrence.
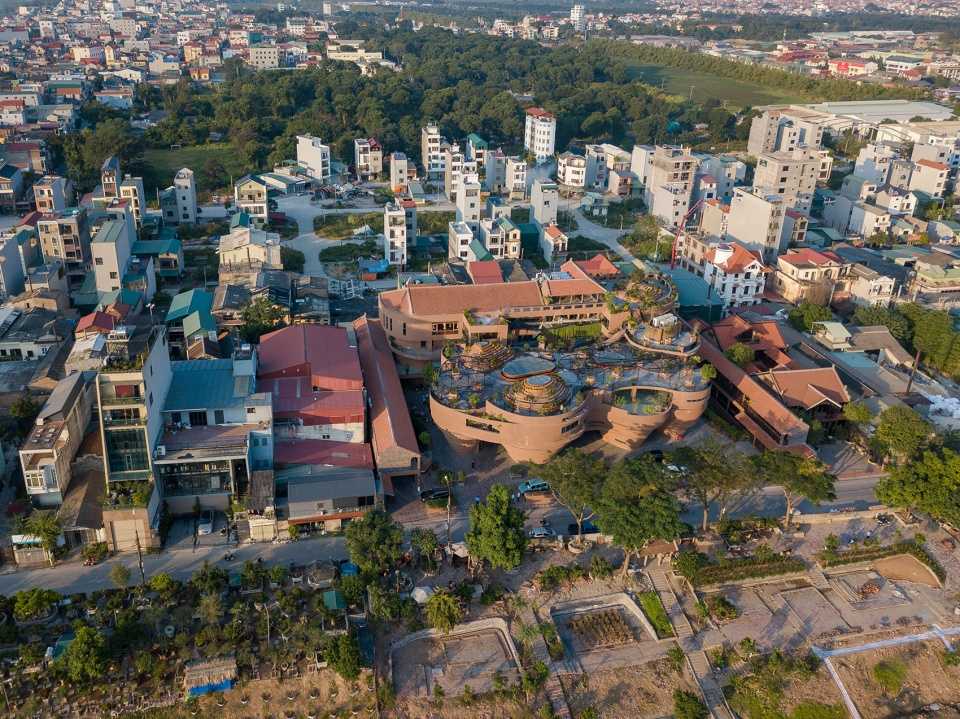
[258,324,362,391]
[761,367,850,410]
[382,281,544,316]
[354,316,420,460]
[706,242,768,274]
[779,248,843,269]
[75,311,115,336]
[564,254,620,279]
[260,376,365,425]
[467,260,503,285]
[916,159,948,171]
[525,107,554,119]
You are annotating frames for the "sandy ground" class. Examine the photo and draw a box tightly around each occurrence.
[393,695,545,719]
[560,657,698,719]
[873,553,941,588]
[833,640,960,719]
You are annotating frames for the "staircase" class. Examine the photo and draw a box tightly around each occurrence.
[519,608,572,719]
[809,567,831,590]
[647,567,693,639]
[688,650,735,719]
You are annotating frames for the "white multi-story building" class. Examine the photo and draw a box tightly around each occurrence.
[353,138,382,180]
[389,152,409,193]
[570,4,585,32]
[854,142,902,185]
[383,200,416,266]
[696,154,747,202]
[447,221,475,262]
[455,173,482,231]
[724,188,789,263]
[505,157,527,200]
[296,135,332,182]
[524,107,556,164]
[173,167,197,225]
[421,123,444,180]
[540,224,567,265]
[557,152,586,190]
[753,148,833,214]
[531,179,559,227]
[119,175,145,227]
[645,145,696,228]
[909,159,948,198]
[478,216,521,259]
[747,107,826,156]
[679,236,769,310]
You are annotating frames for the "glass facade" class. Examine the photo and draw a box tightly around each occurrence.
[105,428,151,477]
[156,460,235,497]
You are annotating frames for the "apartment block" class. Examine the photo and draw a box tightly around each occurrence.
[20,371,96,508]
[383,200,416,266]
[421,123,444,179]
[531,178,559,227]
[644,145,696,228]
[248,44,280,69]
[353,138,382,179]
[724,188,789,263]
[389,151,410,193]
[33,175,71,214]
[909,159,948,198]
[296,135,332,182]
[119,175,145,226]
[455,173,482,231]
[37,208,90,270]
[540,224,568,265]
[557,152,586,190]
[696,154,747,202]
[747,107,826,156]
[234,175,269,220]
[505,157,527,200]
[854,142,902,185]
[753,148,832,214]
[91,219,132,294]
[173,168,197,224]
[447,221,475,262]
[524,107,556,163]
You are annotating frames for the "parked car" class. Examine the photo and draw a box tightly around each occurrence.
[197,510,215,536]
[528,526,557,539]
[420,488,450,502]
[567,520,600,536]
[518,479,550,495]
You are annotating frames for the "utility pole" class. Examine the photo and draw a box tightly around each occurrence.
[905,347,923,395]
[134,530,146,588]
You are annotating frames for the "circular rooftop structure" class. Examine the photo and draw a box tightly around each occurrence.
[503,372,572,414]
[501,355,556,380]
[461,340,513,372]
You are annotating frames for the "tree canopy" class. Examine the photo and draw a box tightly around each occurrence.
[57,624,107,684]
[425,590,463,634]
[239,297,287,344]
[534,449,604,540]
[594,458,684,574]
[724,342,756,369]
[875,405,933,465]
[876,448,960,526]
[465,484,527,570]
[753,451,835,525]
[787,302,833,332]
[674,441,757,531]
[345,509,404,577]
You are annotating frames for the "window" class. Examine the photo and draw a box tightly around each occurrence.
[95,257,103,265]
[188,411,208,426]
[246,407,256,415]
[214,410,224,424]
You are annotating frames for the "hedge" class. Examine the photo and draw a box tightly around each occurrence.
[692,556,807,587]
[819,540,946,582]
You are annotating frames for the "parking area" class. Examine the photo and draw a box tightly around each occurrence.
[163,511,233,550]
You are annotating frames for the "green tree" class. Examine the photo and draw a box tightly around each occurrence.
[673,689,708,719]
[148,572,179,602]
[851,305,911,343]
[57,624,107,684]
[345,509,404,577]
[338,574,367,607]
[199,594,222,625]
[280,246,305,273]
[190,561,228,595]
[325,633,363,680]
[109,563,131,590]
[842,401,873,425]
[753,452,835,526]
[13,588,60,621]
[594,458,684,576]
[410,527,440,567]
[674,440,756,532]
[875,405,933,465]
[21,511,61,566]
[239,296,286,343]
[787,302,833,332]
[723,342,756,368]
[425,590,463,634]
[465,484,527,570]
[876,448,960,526]
[534,449,604,542]
[10,392,41,436]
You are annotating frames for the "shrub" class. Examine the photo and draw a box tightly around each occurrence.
[667,644,686,674]
[536,563,586,591]
[688,553,807,587]
[941,650,960,667]
[872,659,907,694]
[589,555,613,579]
[673,689,708,719]
[706,594,739,621]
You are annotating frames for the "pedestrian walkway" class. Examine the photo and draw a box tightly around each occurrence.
[519,608,572,719]
[647,567,693,639]
[687,650,734,719]
[809,567,831,590]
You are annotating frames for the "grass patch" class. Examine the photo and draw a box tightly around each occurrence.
[623,62,806,109]
[872,659,907,695]
[314,212,383,239]
[674,549,807,588]
[729,651,840,719]
[637,591,674,638]
[142,144,249,195]
[566,235,608,256]
[540,622,565,661]
[416,210,456,236]
[318,239,381,263]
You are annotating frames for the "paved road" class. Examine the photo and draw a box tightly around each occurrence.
[571,207,639,266]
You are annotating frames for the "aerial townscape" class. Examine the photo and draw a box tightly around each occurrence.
[2,0,960,718]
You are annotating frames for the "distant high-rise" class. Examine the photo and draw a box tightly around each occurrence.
[570,4,585,33]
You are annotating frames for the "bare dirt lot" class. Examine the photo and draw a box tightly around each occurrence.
[833,640,960,719]
[873,553,941,588]
[560,657,699,719]
[391,627,521,699]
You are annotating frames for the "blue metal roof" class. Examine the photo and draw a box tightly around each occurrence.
[164,359,254,412]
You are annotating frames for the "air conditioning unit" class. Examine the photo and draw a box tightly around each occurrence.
[154,445,166,458]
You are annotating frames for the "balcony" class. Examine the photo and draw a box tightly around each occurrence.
[100,394,145,407]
